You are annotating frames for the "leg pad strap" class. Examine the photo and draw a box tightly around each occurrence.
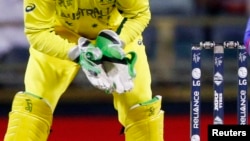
[4,92,53,141]
[125,95,164,141]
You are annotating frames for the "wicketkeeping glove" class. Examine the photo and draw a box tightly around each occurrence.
[68,37,114,93]
[96,30,137,94]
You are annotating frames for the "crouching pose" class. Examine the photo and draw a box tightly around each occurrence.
[4,0,164,140]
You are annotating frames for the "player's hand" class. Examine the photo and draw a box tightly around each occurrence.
[96,30,137,94]
[96,29,125,60]
[102,53,137,94]
[68,37,114,93]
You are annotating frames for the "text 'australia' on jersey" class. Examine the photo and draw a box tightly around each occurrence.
[55,0,123,39]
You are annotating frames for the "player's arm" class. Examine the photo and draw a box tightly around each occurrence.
[116,0,151,45]
[24,0,114,92]
[24,0,77,60]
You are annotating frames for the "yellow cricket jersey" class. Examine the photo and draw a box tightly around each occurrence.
[23,0,151,60]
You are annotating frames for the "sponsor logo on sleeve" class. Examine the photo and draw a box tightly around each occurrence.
[25,3,36,12]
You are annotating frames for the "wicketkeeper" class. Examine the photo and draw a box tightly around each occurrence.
[4,0,165,141]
